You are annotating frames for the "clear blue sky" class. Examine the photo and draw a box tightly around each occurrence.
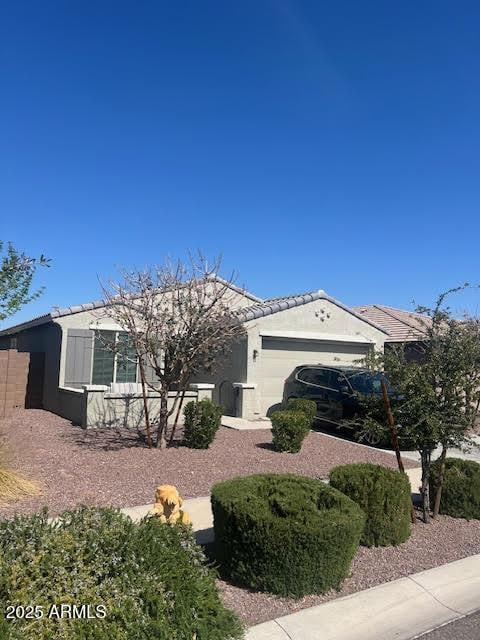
[1,1,479,326]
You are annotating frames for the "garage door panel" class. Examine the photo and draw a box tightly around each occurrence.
[258,338,370,415]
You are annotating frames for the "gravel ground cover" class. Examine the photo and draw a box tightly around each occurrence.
[1,411,477,631]
[0,409,416,517]
[218,512,480,626]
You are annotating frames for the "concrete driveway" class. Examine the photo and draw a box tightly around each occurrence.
[400,435,480,465]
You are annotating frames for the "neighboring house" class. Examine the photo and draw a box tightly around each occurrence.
[352,304,429,360]
[0,281,388,427]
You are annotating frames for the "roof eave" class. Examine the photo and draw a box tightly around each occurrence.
[0,314,54,336]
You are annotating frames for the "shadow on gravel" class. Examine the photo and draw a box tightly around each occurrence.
[60,425,153,451]
[60,424,190,452]
[255,442,276,451]
[312,423,414,452]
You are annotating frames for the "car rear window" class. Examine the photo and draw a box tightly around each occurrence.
[298,368,340,389]
[345,371,387,394]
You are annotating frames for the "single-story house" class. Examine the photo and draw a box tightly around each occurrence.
[352,304,429,361]
[0,280,389,427]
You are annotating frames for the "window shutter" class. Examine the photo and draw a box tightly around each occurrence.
[64,329,94,388]
[142,358,158,386]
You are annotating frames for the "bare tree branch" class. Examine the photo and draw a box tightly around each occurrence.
[100,254,246,448]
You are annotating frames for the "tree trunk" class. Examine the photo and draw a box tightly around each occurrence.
[138,358,153,448]
[420,448,431,524]
[381,379,405,472]
[157,387,168,449]
[169,387,186,446]
[432,445,447,518]
[381,380,415,524]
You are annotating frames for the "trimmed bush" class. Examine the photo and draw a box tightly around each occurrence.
[211,473,365,597]
[184,398,223,449]
[286,398,317,424]
[330,463,412,547]
[271,410,310,453]
[429,457,480,520]
[0,507,242,640]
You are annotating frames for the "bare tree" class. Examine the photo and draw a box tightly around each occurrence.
[101,255,246,448]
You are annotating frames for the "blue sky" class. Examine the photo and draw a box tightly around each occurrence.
[1,1,479,326]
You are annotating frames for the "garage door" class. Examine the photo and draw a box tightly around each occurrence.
[258,337,371,415]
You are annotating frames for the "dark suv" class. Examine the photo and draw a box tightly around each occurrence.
[283,364,389,439]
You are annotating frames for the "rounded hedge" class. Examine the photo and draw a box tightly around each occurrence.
[330,463,412,547]
[271,410,310,453]
[0,507,242,640]
[286,398,317,424]
[429,457,480,520]
[211,473,365,597]
[184,398,223,449]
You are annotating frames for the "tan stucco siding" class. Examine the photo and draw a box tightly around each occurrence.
[189,336,248,414]
[54,286,255,388]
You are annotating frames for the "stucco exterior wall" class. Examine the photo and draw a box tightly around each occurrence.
[189,336,248,414]
[57,386,85,424]
[0,323,62,414]
[54,285,255,389]
[84,388,200,429]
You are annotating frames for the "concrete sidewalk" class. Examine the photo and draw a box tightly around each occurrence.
[121,496,214,544]
[119,467,422,545]
[221,416,272,431]
[245,554,480,640]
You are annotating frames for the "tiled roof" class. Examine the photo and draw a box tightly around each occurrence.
[237,291,324,322]
[0,286,390,338]
[0,276,262,336]
[352,305,430,342]
[238,290,388,334]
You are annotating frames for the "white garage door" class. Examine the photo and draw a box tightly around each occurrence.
[258,337,371,415]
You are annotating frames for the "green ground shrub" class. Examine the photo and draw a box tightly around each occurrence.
[285,398,317,424]
[271,410,310,453]
[211,473,365,597]
[330,463,412,547]
[0,507,243,640]
[429,457,480,520]
[184,398,223,449]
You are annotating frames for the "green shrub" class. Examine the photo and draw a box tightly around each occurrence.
[330,463,412,547]
[286,398,317,424]
[211,473,365,597]
[184,398,223,449]
[271,410,310,453]
[0,507,243,640]
[429,457,480,520]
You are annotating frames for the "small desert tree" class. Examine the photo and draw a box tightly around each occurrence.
[0,241,49,324]
[361,285,480,523]
[418,289,480,518]
[102,255,246,448]
[0,241,48,500]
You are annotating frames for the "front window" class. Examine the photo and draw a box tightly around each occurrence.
[92,330,137,385]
